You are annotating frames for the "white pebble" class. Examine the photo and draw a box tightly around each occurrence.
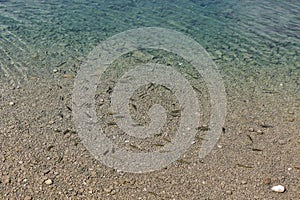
[9,102,14,106]
[45,179,53,185]
[271,185,285,193]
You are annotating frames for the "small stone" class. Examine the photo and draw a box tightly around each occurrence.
[9,102,15,106]
[278,139,286,145]
[53,69,58,73]
[248,128,255,132]
[288,110,294,114]
[3,176,10,184]
[113,181,118,186]
[110,190,117,195]
[45,179,53,185]
[263,177,271,185]
[32,53,39,59]
[78,188,84,194]
[90,171,97,177]
[241,180,247,184]
[63,74,75,79]
[271,185,285,193]
[104,185,113,193]
[226,190,232,195]
[215,50,223,58]
[24,196,32,200]
[131,50,150,61]
[287,117,295,122]
[47,145,55,151]
[256,130,263,134]
[129,179,136,185]
[42,169,50,175]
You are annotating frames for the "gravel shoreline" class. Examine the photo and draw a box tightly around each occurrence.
[0,61,299,199]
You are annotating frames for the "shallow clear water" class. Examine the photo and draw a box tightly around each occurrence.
[0,0,300,101]
[0,0,299,92]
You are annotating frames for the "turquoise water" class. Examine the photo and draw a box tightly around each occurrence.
[0,0,299,90]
